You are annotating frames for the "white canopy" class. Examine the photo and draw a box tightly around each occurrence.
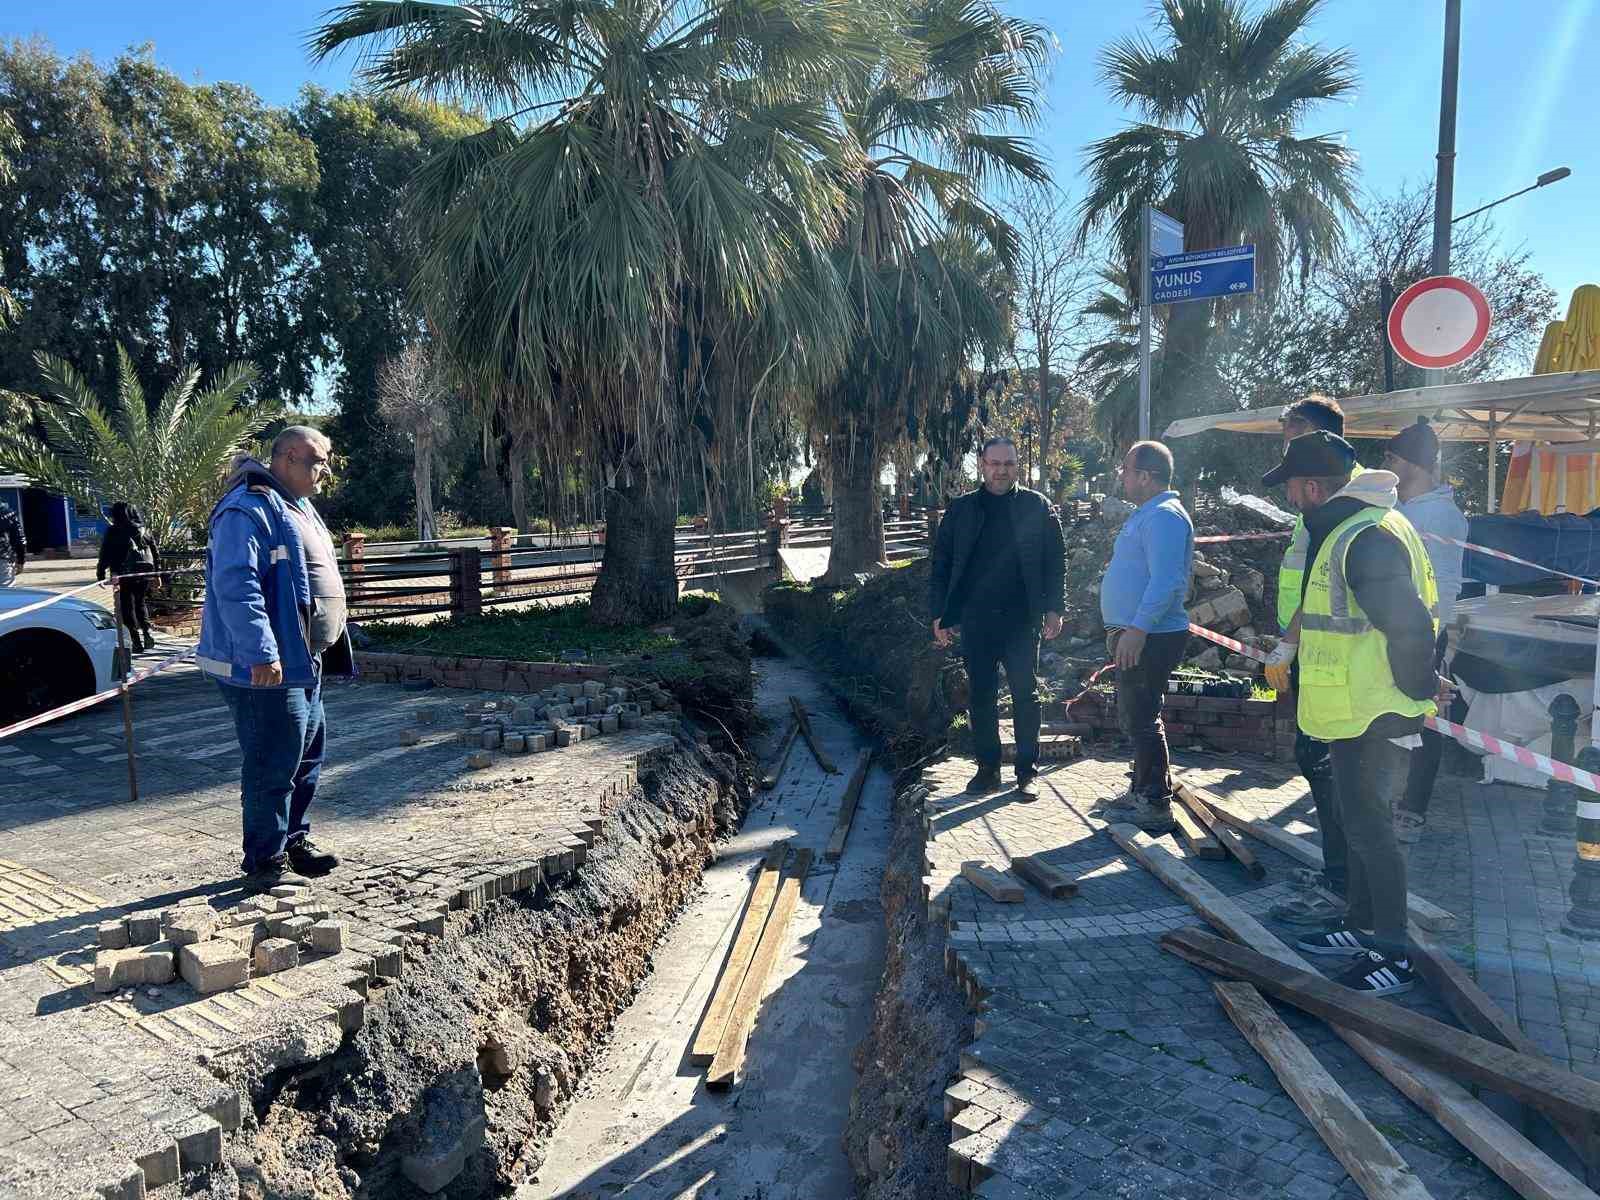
[1163,370,1600,444]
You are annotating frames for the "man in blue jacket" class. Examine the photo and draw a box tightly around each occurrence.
[1096,441,1194,833]
[197,427,352,887]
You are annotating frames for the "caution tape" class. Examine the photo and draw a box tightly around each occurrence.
[1187,622,1269,662]
[1063,661,1116,712]
[0,579,109,624]
[1418,530,1600,589]
[0,644,198,742]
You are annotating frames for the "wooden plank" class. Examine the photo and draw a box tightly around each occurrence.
[1174,783,1264,879]
[1010,855,1079,900]
[759,719,800,791]
[706,848,813,1089]
[959,862,1024,904]
[689,846,787,1066]
[1190,785,1457,931]
[1213,981,1436,1200]
[1170,797,1225,860]
[789,696,839,774]
[824,749,873,861]
[1163,927,1600,1135]
[1105,824,1598,1200]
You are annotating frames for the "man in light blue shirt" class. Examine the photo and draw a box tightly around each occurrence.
[1097,441,1194,832]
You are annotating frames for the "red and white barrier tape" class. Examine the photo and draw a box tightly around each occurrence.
[0,645,197,741]
[1063,661,1116,712]
[1187,622,1268,662]
[0,579,108,624]
[1418,531,1600,588]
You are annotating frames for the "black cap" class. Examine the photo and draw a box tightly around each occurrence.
[1388,416,1439,469]
[1262,430,1357,488]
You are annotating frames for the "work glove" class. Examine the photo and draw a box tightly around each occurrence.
[1264,640,1297,693]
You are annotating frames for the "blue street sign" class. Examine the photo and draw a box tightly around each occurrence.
[1150,243,1255,305]
[1150,210,1185,260]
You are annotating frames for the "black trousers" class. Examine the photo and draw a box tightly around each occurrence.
[1296,731,1345,896]
[962,615,1040,774]
[1400,630,1451,817]
[1329,730,1411,959]
[117,576,152,633]
[1114,629,1189,801]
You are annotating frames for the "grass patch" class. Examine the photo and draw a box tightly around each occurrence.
[361,600,691,663]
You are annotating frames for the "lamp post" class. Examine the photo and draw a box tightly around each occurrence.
[1450,167,1573,225]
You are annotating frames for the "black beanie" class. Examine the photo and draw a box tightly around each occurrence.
[1388,417,1439,469]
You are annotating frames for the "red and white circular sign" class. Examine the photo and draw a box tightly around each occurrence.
[1387,275,1491,369]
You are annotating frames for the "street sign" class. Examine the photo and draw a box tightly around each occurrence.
[1150,210,1185,259]
[1150,244,1256,305]
[1386,274,1491,369]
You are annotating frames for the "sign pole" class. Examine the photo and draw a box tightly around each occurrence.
[1138,205,1152,442]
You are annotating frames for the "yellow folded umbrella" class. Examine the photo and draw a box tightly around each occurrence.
[1534,320,1567,373]
[1559,284,1600,371]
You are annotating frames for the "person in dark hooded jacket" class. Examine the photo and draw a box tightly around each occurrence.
[96,502,157,650]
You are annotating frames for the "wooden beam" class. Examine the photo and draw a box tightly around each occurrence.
[706,848,813,1089]
[824,749,873,861]
[759,719,800,790]
[1174,783,1264,879]
[1010,855,1079,900]
[789,696,839,774]
[1188,784,1456,931]
[1163,927,1600,1135]
[1170,797,1225,860]
[1105,823,1598,1200]
[689,846,785,1065]
[960,862,1024,903]
[1213,981,1436,1200]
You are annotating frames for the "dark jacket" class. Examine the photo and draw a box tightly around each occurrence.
[0,503,21,567]
[1303,490,1438,735]
[928,485,1065,626]
[97,519,154,581]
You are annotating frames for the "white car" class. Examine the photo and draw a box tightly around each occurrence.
[0,586,121,725]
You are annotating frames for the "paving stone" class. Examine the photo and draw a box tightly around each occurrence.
[161,911,217,947]
[310,920,345,954]
[96,920,129,950]
[137,941,177,986]
[178,941,248,994]
[254,938,298,975]
[93,949,143,993]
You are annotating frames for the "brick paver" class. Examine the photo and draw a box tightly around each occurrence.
[0,651,674,1197]
[927,749,1600,1198]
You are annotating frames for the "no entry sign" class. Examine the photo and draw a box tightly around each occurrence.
[1387,275,1491,369]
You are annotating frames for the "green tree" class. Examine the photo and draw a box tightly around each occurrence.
[312,0,875,624]
[0,346,278,549]
[1076,0,1360,440]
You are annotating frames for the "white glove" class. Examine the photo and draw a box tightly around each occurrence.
[1264,640,1297,692]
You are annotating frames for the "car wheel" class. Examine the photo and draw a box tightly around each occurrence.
[0,628,97,727]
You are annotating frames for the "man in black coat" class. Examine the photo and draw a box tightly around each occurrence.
[0,500,23,588]
[929,436,1066,799]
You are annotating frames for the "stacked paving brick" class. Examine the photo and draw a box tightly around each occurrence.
[1067,690,1297,762]
[442,681,669,767]
[354,651,616,693]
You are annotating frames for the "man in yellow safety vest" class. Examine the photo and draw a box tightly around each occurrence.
[1263,431,1441,995]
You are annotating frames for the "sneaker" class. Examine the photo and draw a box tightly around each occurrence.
[1095,787,1137,817]
[966,767,1003,796]
[1296,925,1375,957]
[1014,770,1039,803]
[242,856,309,892]
[286,838,340,877]
[1130,796,1177,834]
[1333,950,1415,997]
[1395,811,1425,845]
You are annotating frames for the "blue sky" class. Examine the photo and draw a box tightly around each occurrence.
[5,1,1597,322]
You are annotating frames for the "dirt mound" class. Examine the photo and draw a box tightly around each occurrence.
[615,595,755,746]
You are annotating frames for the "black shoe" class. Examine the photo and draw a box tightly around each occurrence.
[1333,950,1414,996]
[242,856,309,891]
[1296,925,1375,958]
[1014,770,1039,802]
[141,626,156,647]
[128,631,146,653]
[966,767,1003,795]
[286,839,339,877]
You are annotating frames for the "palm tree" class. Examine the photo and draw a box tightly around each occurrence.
[814,0,1051,582]
[311,0,872,625]
[0,345,276,549]
[1076,0,1359,433]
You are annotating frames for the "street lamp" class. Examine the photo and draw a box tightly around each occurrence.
[1452,167,1572,224]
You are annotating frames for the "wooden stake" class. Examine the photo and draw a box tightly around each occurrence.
[689,846,786,1065]
[706,848,813,1089]
[759,719,800,790]
[824,748,872,861]
[789,696,839,774]
[1170,797,1225,859]
[960,862,1024,903]
[1214,981,1436,1200]
[1010,855,1078,899]
[1174,782,1264,879]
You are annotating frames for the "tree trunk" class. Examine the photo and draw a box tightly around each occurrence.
[589,470,679,627]
[414,432,437,543]
[508,431,532,533]
[1037,338,1053,490]
[820,424,886,584]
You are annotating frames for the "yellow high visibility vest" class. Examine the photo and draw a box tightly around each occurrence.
[1298,507,1438,741]
[1276,464,1364,630]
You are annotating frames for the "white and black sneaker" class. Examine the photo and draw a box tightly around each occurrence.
[1334,949,1415,997]
[1295,925,1374,957]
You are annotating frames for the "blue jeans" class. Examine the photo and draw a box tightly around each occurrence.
[215,679,325,870]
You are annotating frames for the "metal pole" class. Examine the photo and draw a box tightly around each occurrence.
[1428,0,1462,384]
[1138,205,1152,442]
[113,579,139,804]
[1487,411,1498,513]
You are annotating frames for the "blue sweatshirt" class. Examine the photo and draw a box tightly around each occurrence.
[1099,490,1194,634]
